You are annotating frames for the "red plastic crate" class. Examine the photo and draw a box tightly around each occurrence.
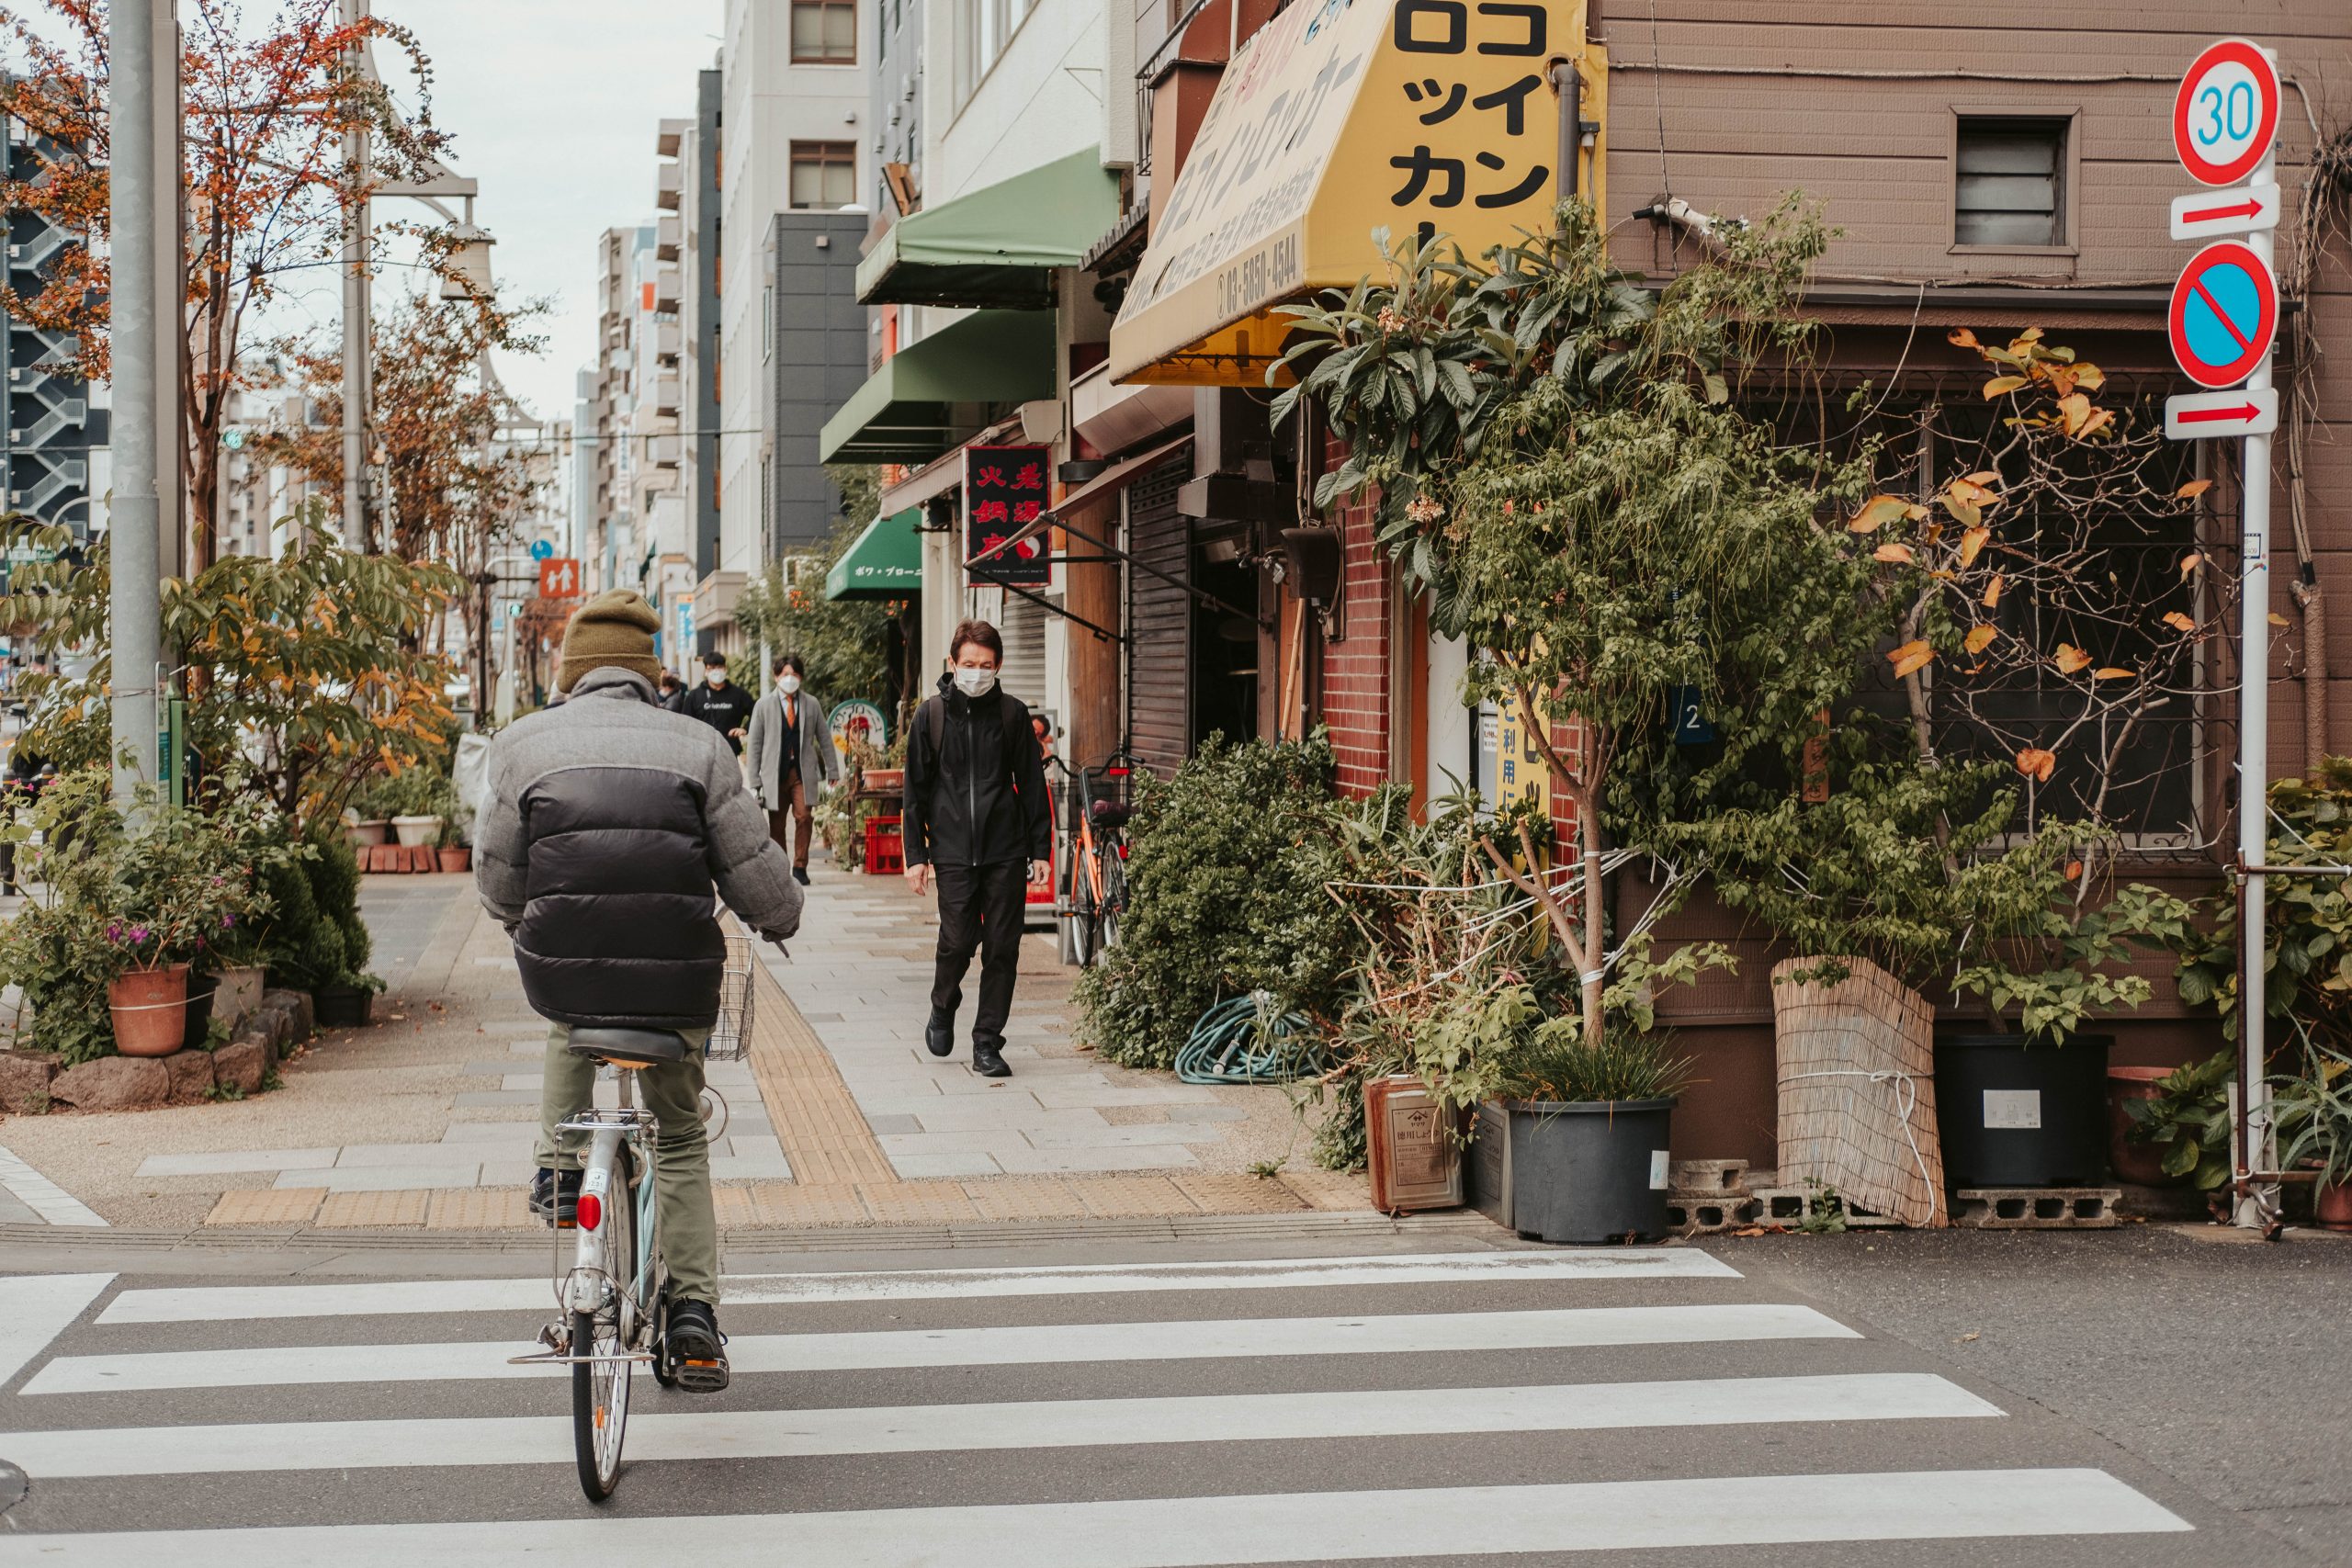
[863,815,904,875]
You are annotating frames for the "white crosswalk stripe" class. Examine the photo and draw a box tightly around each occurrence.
[25,1302,1856,1394]
[0,1471,2189,1565]
[92,1247,1735,1324]
[0,1248,2195,1562]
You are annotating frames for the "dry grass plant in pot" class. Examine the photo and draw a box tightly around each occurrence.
[1499,1011,1697,1246]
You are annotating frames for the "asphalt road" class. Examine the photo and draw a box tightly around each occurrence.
[0,1224,2339,1566]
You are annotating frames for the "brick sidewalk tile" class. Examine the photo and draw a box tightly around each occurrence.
[1277,1168,1374,1212]
[960,1177,1092,1220]
[1069,1176,1197,1217]
[427,1188,534,1228]
[861,1181,980,1224]
[749,1180,870,1226]
[316,1190,430,1227]
[1172,1173,1310,1214]
[204,1188,326,1226]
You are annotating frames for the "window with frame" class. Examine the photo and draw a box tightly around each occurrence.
[788,141,857,209]
[954,0,1036,107]
[791,0,857,63]
[1954,117,2069,248]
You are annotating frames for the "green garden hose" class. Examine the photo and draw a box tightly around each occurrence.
[1176,993,1324,1084]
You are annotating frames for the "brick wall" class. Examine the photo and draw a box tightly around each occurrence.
[1320,434,1389,795]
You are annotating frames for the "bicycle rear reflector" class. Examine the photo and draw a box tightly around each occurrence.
[576,1192,603,1232]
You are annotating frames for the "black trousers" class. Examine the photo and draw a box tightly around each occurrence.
[931,860,1027,1048]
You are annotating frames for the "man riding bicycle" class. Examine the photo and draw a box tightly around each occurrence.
[476,591,802,1392]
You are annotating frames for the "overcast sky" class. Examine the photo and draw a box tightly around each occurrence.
[376,0,723,423]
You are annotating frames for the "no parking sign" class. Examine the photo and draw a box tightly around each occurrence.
[2167,239,2278,389]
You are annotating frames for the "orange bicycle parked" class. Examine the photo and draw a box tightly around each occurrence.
[1052,750,1134,967]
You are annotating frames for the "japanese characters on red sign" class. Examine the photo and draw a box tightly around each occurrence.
[965,445,1052,588]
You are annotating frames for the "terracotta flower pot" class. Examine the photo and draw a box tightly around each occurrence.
[435,845,470,874]
[2316,1179,2352,1234]
[2107,1066,2177,1186]
[109,964,191,1057]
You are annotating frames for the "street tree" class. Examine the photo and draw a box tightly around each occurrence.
[0,0,449,568]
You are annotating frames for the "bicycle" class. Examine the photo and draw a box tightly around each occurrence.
[1056,750,1136,967]
[509,932,758,1502]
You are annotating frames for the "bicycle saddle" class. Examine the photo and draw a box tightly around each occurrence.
[567,1027,690,1068]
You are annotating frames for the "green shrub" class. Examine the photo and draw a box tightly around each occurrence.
[259,823,372,989]
[1075,734,1355,1069]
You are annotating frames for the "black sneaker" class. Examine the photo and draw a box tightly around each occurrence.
[528,1168,582,1227]
[664,1298,730,1393]
[972,1041,1012,1078]
[793,866,811,886]
[925,1010,955,1057]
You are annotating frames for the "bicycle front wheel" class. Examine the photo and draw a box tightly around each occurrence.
[571,1162,636,1501]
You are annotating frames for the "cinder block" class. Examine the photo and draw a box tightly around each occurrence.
[1668,1159,1749,1193]
[1749,1186,1813,1224]
[1666,1193,1761,1234]
[1952,1187,2121,1229]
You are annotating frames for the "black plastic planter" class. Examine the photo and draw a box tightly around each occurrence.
[1933,1032,2110,1187]
[1504,1098,1675,1244]
[314,986,373,1030]
[181,971,219,1050]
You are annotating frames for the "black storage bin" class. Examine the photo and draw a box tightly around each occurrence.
[1933,1032,2110,1186]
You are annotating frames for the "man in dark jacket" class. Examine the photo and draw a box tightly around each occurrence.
[680,649,755,754]
[477,590,801,1391]
[902,618,1050,1077]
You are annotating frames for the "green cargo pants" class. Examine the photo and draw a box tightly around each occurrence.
[534,1023,720,1305]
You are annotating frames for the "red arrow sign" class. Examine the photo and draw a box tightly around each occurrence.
[2182,198,2265,224]
[2176,401,2261,424]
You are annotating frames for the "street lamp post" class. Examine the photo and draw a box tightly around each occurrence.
[107,0,165,804]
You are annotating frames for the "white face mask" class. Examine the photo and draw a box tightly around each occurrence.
[953,667,998,698]
[706,670,726,686]
[778,674,801,694]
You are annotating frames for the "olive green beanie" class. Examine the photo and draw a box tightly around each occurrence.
[557,590,663,693]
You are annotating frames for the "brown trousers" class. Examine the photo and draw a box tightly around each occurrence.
[766,769,813,869]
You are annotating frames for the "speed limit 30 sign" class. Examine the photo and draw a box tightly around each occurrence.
[2172,38,2280,187]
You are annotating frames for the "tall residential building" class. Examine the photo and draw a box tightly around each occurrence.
[3,106,104,545]
[716,0,871,644]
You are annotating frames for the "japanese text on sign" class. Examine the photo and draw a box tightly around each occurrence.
[965,445,1052,589]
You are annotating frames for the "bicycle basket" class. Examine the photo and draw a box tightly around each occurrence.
[706,933,758,1063]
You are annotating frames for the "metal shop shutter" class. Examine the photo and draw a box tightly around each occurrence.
[1124,454,1192,781]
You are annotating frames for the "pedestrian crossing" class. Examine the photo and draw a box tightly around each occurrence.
[0,1246,2195,1565]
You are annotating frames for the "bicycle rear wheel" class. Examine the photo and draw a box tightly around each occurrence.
[571,1153,636,1501]
[1067,850,1099,967]
[1098,846,1126,953]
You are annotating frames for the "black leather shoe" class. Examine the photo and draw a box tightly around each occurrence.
[925,1011,955,1057]
[972,1042,1012,1078]
[663,1298,729,1393]
[528,1168,581,1227]
[793,866,811,886]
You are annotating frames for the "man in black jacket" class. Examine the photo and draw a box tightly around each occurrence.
[902,618,1050,1077]
[680,649,755,754]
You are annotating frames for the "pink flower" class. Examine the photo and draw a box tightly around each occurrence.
[128,926,150,945]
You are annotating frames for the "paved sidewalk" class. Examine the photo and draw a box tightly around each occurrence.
[0,859,1369,1235]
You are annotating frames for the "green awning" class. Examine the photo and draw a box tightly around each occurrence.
[819,310,1057,464]
[826,507,923,601]
[855,147,1122,309]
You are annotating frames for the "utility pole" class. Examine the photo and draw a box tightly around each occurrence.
[107,0,164,805]
[339,0,370,550]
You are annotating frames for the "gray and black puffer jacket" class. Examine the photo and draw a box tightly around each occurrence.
[475,667,802,1030]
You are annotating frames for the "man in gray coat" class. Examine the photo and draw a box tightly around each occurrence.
[476,590,801,1392]
[745,652,842,886]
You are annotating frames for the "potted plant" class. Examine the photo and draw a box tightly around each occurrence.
[257,820,379,1025]
[2275,1051,2352,1232]
[376,764,452,850]
[1495,1019,1696,1244]
[435,816,470,874]
[1936,879,2193,1188]
[2117,1050,2233,1191]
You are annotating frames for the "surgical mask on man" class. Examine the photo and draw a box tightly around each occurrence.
[953,668,998,699]
[778,673,802,695]
[706,669,726,687]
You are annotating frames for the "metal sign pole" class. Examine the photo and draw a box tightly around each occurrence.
[2235,121,2278,1230]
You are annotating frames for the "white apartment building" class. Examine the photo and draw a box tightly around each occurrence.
[716,0,871,624]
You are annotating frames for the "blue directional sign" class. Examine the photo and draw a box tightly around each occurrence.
[528,538,554,561]
[2167,239,2277,389]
